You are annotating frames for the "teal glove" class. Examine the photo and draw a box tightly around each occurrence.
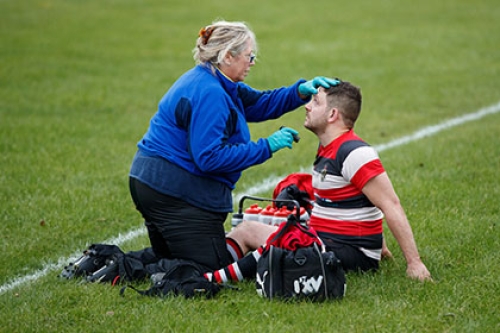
[298,76,341,96]
[267,127,299,153]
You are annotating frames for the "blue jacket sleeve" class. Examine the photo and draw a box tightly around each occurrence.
[187,89,272,174]
[238,79,308,122]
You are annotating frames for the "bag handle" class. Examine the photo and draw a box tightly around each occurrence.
[266,214,318,246]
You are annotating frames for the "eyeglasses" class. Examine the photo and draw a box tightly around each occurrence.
[247,53,256,63]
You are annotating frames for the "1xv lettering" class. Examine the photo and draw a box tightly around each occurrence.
[294,275,323,295]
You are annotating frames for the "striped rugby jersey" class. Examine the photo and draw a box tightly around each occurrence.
[309,129,385,260]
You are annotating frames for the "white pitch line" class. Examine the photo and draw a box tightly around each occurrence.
[0,228,146,295]
[373,101,500,153]
[1,101,500,295]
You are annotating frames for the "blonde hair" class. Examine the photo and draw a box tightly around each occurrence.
[193,20,257,67]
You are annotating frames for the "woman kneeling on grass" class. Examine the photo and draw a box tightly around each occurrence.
[129,20,339,273]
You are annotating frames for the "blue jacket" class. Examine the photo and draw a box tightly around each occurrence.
[130,64,307,212]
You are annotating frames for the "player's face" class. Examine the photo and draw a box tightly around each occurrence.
[304,89,330,134]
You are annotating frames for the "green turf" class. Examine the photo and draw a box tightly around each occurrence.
[1,0,499,332]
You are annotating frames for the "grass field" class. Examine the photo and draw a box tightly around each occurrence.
[1,0,499,332]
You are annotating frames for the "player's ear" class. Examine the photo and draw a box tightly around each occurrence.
[328,108,338,121]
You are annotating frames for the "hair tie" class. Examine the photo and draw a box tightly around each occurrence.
[199,26,215,45]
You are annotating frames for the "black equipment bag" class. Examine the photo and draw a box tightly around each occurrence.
[120,258,222,299]
[252,197,346,301]
[256,241,346,301]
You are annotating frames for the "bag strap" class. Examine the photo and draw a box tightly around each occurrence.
[120,284,157,297]
[313,242,329,300]
[268,246,283,300]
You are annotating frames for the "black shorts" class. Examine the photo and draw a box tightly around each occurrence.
[319,233,379,273]
[129,177,233,271]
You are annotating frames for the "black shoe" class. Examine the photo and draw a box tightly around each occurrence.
[59,249,106,279]
[150,272,166,284]
[86,259,119,283]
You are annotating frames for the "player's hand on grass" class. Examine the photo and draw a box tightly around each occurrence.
[406,261,433,282]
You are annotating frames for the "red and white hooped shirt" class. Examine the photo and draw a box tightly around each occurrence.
[309,130,385,260]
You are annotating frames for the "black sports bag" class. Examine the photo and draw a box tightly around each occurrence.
[256,216,346,301]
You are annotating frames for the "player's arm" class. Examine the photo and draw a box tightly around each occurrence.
[362,173,432,282]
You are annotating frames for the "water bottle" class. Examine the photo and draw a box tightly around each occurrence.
[243,204,262,222]
[259,205,276,225]
[231,213,244,229]
[272,206,292,226]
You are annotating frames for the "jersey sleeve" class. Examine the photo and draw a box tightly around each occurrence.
[341,146,385,189]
